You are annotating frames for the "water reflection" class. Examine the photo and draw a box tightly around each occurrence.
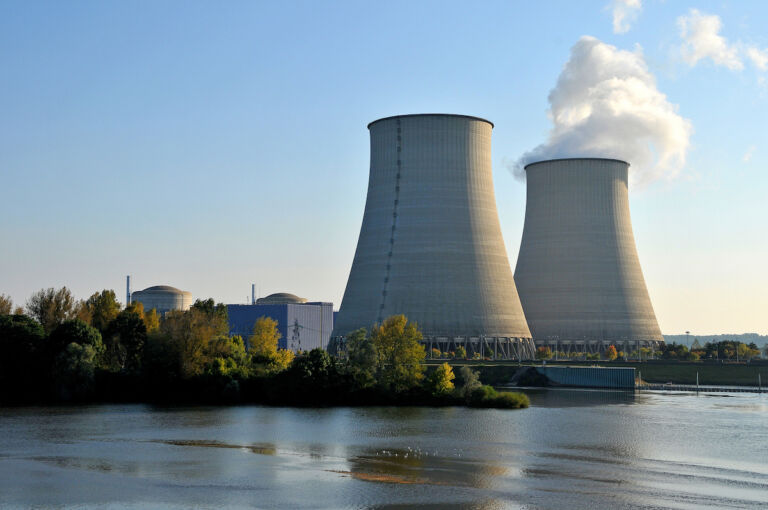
[1,391,767,509]
[342,446,509,490]
[517,387,638,407]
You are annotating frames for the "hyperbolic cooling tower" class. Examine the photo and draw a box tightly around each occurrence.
[333,114,534,360]
[514,158,664,354]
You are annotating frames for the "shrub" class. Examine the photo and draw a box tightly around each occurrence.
[457,366,482,398]
[469,384,529,409]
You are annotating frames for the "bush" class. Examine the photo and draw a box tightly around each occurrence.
[456,366,482,397]
[469,384,529,409]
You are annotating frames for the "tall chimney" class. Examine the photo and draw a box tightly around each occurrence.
[126,275,131,306]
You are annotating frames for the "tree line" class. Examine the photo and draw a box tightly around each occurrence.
[0,288,528,409]
[529,341,763,362]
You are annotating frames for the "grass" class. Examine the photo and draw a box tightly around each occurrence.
[621,362,766,386]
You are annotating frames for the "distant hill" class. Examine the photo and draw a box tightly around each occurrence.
[663,333,768,348]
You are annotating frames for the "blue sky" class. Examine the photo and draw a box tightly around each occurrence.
[1,1,766,334]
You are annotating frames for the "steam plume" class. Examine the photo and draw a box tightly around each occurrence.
[611,0,642,34]
[513,36,692,187]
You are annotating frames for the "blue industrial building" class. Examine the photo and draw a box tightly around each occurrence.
[227,293,333,353]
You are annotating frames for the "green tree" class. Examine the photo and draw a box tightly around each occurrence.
[192,298,228,324]
[26,287,80,334]
[48,319,104,357]
[47,319,104,401]
[345,328,376,387]
[455,345,467,360]
[0,314,46,401]
[605,345,618,361]
[290,348,335,383]
[84,290,121,333]
[371,315,426,393]
[53,342,100,401]
[427,362,455,396]
[103,310,147,372]
[0,294,13,315]
[206,335,252,378]
[457,365,482,398]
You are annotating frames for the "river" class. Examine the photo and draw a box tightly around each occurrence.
[1,389,767,509]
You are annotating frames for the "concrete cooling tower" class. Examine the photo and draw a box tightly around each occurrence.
[333,114,534,360]
[514,158,664,355]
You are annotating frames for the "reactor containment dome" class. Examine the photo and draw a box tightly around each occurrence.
[513,158,664,355]
[333,114,534,360]
[129,285,193,315]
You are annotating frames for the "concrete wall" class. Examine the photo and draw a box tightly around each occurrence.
[227,302,333,353]
[514,158,663,350]
[333,114,532,352]
[536,365,636,389]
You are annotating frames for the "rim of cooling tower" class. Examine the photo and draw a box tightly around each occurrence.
[367,113,494,129]
[524,157,629,170]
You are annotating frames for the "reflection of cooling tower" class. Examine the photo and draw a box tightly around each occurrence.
[514,158,664,355]
[333,114,534,360]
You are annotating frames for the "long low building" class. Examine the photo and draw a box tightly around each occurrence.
[227,293,333,353]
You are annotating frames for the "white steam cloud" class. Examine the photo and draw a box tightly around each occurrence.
[611,0,642,34]
[746,46,768,71]
[513,36,692,187]
[677,9,743,70]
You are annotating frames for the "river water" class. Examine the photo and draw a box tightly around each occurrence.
[1,389,766,509]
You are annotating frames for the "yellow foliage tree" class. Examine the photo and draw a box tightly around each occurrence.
[605,345,618,361]
[428,362,455,395]
[250,316,281,358]
[160,308,227,378]
[250,316,294,374]
[125,301,160,333]
[371,315,426,392]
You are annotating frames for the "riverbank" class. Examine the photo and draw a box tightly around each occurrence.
[427,360,768,387]
[1,369,530,409]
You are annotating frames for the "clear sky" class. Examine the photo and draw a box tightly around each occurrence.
[1,0,766,335]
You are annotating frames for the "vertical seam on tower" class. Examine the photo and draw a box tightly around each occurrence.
[377,119,401,323]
